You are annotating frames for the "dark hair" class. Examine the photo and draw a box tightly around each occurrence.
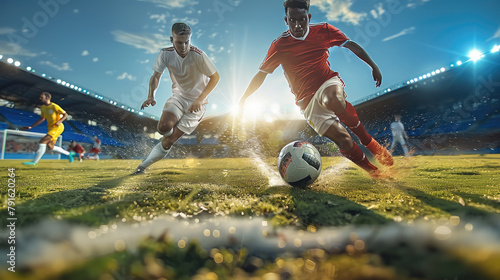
[41,92,51,99]
[172,22,192,36]
[284,0,310,13]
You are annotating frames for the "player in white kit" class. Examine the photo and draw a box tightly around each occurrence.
[390,115,410,157]
[134,22,220,174]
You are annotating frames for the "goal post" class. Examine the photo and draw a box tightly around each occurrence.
[0,129,63,160]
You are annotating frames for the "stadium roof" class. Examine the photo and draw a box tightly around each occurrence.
[0,60,157,129]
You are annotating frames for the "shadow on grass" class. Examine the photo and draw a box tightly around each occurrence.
[394,183,496,218]
[451,191,500,211]
[289,187,390,227]
[1,175,133,227]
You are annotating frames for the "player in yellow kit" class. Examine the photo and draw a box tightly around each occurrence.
[21,92,75,165]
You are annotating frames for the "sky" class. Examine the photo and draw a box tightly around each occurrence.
[1,0,499,120]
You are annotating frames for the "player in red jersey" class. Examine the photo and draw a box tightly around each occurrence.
[238,0,393,177]
[67,140,86,162]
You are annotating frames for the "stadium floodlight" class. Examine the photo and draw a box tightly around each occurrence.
[139,112,144,115]
[468,49,482,61]
[26,66,32,71]
[57,79,61,83]
[7,58,14,64]
[436,69,441,74]
[14,61,21,67]
[440,67,445,72]
[492,45,500,53]
[0,55,3,59]
[42,74,46,77]
[457,61,462,66]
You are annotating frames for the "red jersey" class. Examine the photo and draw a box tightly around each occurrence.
[68,144,85,154]
[259,23,349,109]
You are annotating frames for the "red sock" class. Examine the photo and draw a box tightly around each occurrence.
[340,142,378,173]
[337,102,373,146]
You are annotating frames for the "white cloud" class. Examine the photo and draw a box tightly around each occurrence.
[0,41,37,57]
[73,9,79,13]
[170,17,198,26]
[209,32,218,39]
[406,0,431,9]
[138,0,198,9]
[117,72,137,81]
[150,14,167,24]
[112,30,170,53]
[488,26,500,41]
[140,59,150,64]
[105,70,114,75]
[40,61,72,71]
[310,0,367,25]
[208,44,224,53]
[93,57,99,62]
[0,27,16,35]
[81,50,89,56]
[382,26,416,42]
[370,3,385,19]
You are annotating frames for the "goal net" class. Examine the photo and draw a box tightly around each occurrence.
[0,129,63,160]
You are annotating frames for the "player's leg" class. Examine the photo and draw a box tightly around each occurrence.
[400,138,410,157]
[322,121,379,175]
[135,110,180,173]
[46,125,74,162]
[389,136,397,153]
[136,126,184,173]
[322,85,393,166]
[23,135,51,165]
[303,81,378,177]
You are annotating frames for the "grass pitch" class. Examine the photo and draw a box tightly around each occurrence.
[1,155,500,279]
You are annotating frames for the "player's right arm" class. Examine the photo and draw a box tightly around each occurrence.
[141,71,162,110]
[20,117,45,130]
[238,71,268,114]
[238,40,279,114]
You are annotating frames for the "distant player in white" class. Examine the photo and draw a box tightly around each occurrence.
[134,22,220,174]
[390,115,410,157]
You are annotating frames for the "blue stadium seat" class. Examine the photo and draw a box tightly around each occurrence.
[0,106,47,133]
[476,115,500,131]
[69,120,125,146]
[177,135,197,145]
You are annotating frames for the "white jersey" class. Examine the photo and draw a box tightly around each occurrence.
[93,138,101,149]
[390,121,406,137]
[153,45,217,101]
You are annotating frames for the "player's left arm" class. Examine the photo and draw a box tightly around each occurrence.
[55,112,68,126]
[188,72,220,113]
[343,41,382,87]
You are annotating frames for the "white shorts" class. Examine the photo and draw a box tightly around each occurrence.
[163,95,206,135]
[302,76,346,136]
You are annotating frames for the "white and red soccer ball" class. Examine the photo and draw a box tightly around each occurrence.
[278,141,322,187]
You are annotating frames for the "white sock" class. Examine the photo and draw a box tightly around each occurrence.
[139,142,170,169]
[52,145,70,156]
[33,144,47,163]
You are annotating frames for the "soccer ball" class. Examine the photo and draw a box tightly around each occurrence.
[278,141,322,187]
